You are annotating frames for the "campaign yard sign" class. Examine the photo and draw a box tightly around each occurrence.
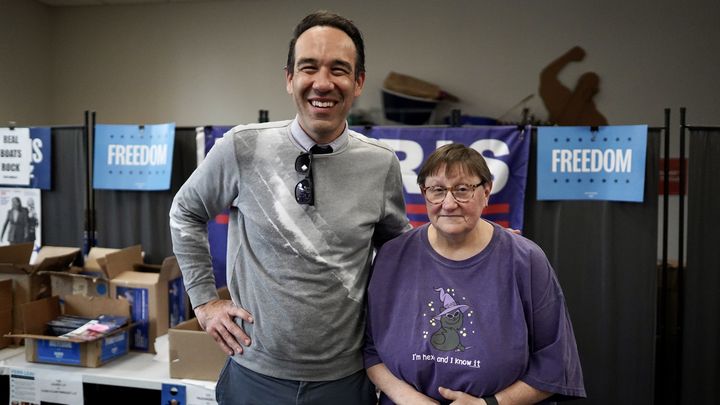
[0,127,32,186]
[537,125,648,202]
[0,127,50,189]
[93,123,175,190]
[355,126,531,230]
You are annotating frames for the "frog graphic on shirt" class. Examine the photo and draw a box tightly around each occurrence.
[430,287,470,352]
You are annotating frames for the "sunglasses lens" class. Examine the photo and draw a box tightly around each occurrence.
[295,153,311,174]
[295,178,313,204]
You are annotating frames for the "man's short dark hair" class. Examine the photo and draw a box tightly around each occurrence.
[286,11,365,80]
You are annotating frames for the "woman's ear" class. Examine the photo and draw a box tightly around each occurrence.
[483,181,493,198]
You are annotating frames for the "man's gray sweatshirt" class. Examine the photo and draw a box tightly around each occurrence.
[169,120,409,381]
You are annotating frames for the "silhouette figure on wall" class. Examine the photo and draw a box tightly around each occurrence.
[540,46,608,126]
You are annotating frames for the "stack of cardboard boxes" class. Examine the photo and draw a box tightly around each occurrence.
[2,242,225,379]
[0,243,81,341]
[1,243,192,367]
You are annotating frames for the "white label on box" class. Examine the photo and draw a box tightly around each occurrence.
[9,368,38,404]
[36,369,84,405]
[72,277,89,296]
[187,384,218,405]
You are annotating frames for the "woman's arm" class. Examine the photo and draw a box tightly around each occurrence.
[367,363,439,405]
[495,380,551,404]
[439,380,550,405]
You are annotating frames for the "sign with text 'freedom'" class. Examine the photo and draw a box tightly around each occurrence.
[93,123,175,190]
[537,125,647,202]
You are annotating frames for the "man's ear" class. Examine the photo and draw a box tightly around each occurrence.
[285,66,293,94]
[354,71,366,97]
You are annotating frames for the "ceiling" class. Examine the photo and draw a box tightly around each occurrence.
[36,0,219,6]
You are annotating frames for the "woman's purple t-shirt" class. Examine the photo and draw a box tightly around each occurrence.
[363,222,586,404]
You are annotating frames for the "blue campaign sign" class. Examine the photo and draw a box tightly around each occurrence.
[537,125,648,202]
[29,127,51,190]
[5,127,51,189]
[355,126,531,231]
[93,123,175,190]
[204,126,233,288]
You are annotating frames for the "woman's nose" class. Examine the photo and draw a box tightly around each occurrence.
[441,191,459,208]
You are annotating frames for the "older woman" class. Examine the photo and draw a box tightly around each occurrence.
[363,144,585,405]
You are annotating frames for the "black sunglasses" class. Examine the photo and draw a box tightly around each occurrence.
[294,152,314,205]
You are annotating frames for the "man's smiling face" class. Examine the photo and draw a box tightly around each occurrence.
[286,26,365,143]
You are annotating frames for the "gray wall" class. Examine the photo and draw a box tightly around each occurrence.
[1,0,719,129]
[0,0,51,126]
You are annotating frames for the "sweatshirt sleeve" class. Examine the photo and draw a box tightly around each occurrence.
[372,153,411,248]
[521,247,587,399]
[169,132,240,309]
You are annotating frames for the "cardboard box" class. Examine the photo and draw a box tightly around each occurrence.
[47,266,110,298]
[168,287,229,380]
[44,246,143,299]
[8,294,131,367]
[0,279,12,349]
[168,318,227,380]
[111,255,189,353]
[0,243,80,337]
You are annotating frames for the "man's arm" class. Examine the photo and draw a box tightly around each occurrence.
[169,132,253,355]
[372,153,411,248]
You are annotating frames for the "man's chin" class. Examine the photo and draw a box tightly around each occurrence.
[305,120,343,139]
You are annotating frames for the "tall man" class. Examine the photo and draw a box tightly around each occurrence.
[170,11,410,405]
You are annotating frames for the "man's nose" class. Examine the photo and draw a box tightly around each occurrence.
[313,69,334,92]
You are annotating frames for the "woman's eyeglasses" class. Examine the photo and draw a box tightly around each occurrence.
[295,152,314,205]
[420,182,484,204]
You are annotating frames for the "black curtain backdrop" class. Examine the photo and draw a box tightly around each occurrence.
[523,128,660,404]
[681,128,720,404]
[37,124,665,403]
[41,126,86,248]
[94,126,198,263]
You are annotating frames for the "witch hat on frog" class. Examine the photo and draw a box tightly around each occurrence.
[432,287,469,321]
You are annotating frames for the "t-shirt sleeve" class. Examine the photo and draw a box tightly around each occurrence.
[521,247,587,399]
[363,312,383,369]
[363,256,384,369]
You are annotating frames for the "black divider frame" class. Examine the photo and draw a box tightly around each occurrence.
[680,118,720,404]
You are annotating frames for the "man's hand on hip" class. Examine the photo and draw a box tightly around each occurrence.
[195,299,253,356]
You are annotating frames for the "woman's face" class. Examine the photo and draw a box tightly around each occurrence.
[423,165,491,239]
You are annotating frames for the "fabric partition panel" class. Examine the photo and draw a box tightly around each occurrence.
[523,128,660,404]
[681,128,720,403]
[94,127,197,264]
[41,126,86,248]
